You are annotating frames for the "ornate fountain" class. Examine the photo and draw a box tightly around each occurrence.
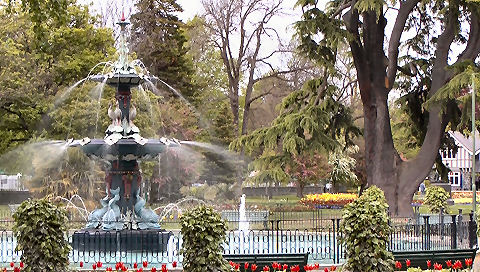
[70,14,177,251]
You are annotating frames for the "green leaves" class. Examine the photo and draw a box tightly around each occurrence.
[340,186,394,272]
[13,198,70,272]
[354,0,385,18]
[295,3,349,69]
[180,206,229,272]
[0,3,115,154]
[8,0,69,37]
[231,78,360,186]
[424,186,449,213]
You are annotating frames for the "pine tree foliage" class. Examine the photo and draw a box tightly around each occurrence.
[231,77,361,185]
[130,0,198,99]
[426,63,480,130]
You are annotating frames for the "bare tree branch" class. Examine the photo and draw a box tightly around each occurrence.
[331,1,353,18]
[202,0,288,135]
[386,0,420,90]
[455,7,480,63]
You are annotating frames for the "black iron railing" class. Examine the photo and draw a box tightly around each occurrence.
[0,213,476,266]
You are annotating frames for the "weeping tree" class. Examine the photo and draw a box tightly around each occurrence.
[291,0,480,215]
[231,76,362,195]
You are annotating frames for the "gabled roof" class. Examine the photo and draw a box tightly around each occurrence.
[448,131,480,155]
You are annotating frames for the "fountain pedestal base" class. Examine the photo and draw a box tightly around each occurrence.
[71,229,171,252]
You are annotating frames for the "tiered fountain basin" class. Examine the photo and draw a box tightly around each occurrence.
[62,16,182,252]
[69,137,179,161]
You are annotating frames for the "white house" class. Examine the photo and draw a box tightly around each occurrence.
[439,131,480,190]
[0,173,24,191]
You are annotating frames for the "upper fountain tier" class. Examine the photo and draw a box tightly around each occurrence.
[68,14,178,160]
[88,15,157,88]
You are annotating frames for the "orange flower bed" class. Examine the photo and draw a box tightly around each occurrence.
[451,191,480,199]
[300,193,358,208]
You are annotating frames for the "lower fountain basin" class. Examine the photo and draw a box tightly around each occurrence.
[71,229,172,252]
[68,138,178,160]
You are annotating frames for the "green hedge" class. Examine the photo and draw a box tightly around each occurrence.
[180,205,229,272]
[13,198,71,272]
[424,186,449,213]
[340,186,394,272]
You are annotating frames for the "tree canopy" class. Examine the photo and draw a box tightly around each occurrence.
[292,0,480,215]
[0,2,115,153]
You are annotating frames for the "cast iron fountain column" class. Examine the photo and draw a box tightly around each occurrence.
[69,13,177,231]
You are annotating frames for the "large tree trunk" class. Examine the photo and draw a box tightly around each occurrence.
[349,7,455,216]
[362,85,404,215]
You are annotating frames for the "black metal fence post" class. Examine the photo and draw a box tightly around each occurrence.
[440,208,444,238]
[276,220,280,253]
[468,213,476,248]
[423,216,430,250]
[451,214,457,249]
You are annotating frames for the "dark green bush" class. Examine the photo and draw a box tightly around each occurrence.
[340,186,394,272]
[13,198,70,272]
[180,205,229,272]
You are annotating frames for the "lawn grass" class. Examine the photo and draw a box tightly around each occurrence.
[418,204,474,215]
[2,194,474,232]
[245,194,302,208]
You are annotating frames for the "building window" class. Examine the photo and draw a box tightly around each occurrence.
[448,172,460,186]
[442,149,456,159]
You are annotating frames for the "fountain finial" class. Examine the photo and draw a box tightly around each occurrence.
[116,10,130,27]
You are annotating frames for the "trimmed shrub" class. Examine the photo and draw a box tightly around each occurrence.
[180,205,229,272]
[340,186,394,272]
[13,198,70,272]
[424,186,449,213]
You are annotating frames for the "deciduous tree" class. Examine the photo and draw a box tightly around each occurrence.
[202,0,301,135]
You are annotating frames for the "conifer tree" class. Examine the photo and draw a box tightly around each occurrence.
[130,0,197,99]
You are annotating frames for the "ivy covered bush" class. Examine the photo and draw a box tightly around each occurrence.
[424,186,449,213]
[340,186,394,272]
[12,198,71,272]
[180,205,229,272]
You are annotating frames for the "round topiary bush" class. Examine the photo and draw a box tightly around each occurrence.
[180,205,229,272]
[424,185,449,213]
[340,186,394,272]
[13,198,71,272]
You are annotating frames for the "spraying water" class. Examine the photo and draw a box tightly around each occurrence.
[54,78,88,106]
[56,195,90,221]
[180,141,238,160]
[93,78,107,136]
[238,194,250,233]
[138,84,161,136]
[153,197,206,223]
[0,140,69,177]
